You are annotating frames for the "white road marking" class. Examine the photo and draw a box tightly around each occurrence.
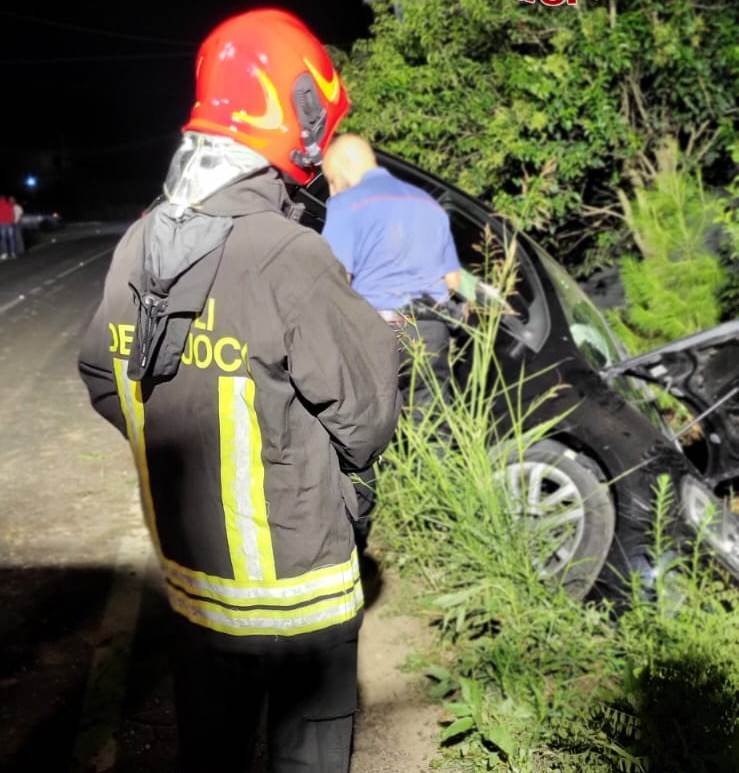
[0,246,112,317]
[56,249,111,280]
[0,294,26,315]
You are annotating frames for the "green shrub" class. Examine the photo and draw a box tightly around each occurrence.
[607,140,728,353]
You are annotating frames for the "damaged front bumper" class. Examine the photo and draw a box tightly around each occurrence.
[680,474,739,577]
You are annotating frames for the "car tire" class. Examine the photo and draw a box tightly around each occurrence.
[591,450,687,605]
[503,439,616,599]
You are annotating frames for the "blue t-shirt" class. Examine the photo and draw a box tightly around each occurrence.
[321,168,461,311]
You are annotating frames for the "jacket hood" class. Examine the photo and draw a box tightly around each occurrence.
[145,203,232,282]
[126,168,305,382]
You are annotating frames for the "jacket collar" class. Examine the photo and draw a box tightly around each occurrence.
[196,167,292,218]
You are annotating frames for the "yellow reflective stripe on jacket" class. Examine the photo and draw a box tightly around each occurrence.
[167,577,364,637]
[113,358,161,552]
[163,549,360,608]
[218,375,276,581]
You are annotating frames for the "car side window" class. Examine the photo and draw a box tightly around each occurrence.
[445,207,491,269]
[442,204,550,353]
[444,206,534,326]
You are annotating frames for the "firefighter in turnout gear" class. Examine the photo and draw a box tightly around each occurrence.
[78,10,400,772]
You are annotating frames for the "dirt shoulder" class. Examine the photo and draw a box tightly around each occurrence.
[353,559,442,772]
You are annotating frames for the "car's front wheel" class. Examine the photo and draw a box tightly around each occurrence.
[502,439,616,598]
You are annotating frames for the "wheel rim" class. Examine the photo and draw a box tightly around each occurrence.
[502,461,587,578]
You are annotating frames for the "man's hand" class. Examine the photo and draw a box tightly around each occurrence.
[444,270,461,292]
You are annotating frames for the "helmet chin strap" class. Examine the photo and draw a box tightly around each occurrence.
[290,73,328,171]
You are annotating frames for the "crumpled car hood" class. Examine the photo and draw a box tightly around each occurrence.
[604,319,739,488]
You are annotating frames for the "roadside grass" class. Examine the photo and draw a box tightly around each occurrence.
[372,249,739,772]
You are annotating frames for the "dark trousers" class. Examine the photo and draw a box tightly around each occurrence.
[397,318,452,414]
[0,224,15,256]
[352,318,452,548]
[172,626,358,773]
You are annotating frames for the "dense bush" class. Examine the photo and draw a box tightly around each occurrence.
[341,0,738,275]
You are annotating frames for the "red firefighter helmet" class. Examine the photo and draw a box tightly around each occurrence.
[184,9,350,185]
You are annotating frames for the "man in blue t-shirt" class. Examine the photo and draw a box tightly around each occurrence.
[321,134,461,547]
[322,134,461,314]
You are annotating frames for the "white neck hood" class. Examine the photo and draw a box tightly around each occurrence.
[163,131,269,216]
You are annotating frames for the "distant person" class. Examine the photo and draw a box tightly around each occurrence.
[321,134,462,546]
[10,197,24,256]
[0,196,15,259]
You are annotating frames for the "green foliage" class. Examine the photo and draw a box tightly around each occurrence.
[616,479,739,772]
[342,0,738,269]
[374,259,739,771]
[714,142,739,319]
[608,141,728,352]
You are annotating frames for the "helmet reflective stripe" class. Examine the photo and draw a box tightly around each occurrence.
[303,57,340,104]
[230,68,285,131]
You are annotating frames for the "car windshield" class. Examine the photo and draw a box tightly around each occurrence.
[535,246,668,431]
[535,248,624,369]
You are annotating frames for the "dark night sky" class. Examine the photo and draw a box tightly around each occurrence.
[0,3,373,216]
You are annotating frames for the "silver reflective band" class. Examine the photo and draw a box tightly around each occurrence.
[168,579,364,635]
[232,375,264,580]
[164,552,360,605]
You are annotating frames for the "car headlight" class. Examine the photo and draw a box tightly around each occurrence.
[681,475,739,575]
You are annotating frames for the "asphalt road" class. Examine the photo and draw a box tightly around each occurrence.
[0,225,177,773]
[0,227,439,773]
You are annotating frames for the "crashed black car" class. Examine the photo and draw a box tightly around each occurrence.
[293,151,739,599]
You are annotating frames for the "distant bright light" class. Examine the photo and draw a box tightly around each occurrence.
[24,175,38,189]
